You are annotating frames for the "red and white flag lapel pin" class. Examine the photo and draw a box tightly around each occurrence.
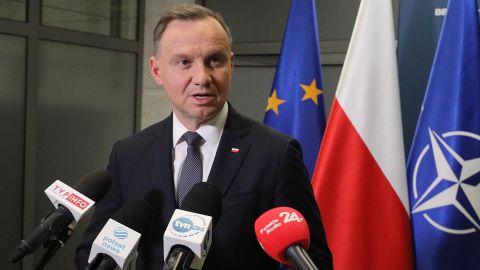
[231,147,239,153]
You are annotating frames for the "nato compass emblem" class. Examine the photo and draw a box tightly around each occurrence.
[411,128,480,234]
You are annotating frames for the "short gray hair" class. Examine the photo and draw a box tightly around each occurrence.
[153,4,233,55]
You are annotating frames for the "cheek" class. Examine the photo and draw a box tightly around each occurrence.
[216,71,232,94]
[219,80,231,93]
[163,72,191,95]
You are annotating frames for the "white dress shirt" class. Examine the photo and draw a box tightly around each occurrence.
[172,103,228,197]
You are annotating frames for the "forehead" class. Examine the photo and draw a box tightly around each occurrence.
[159,17,230,54]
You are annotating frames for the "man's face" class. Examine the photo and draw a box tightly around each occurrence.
[149,17,234,130]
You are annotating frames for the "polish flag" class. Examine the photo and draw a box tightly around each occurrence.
[311,0,413,269]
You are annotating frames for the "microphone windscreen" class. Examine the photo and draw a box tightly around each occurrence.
[113,199,154,234]
[73,170,112,202]
[180,182,222,225]
[254,207,310,265]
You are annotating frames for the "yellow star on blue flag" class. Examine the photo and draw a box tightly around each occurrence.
[301,79,323,105]
[265,89,286,115]
[263,0,326,178]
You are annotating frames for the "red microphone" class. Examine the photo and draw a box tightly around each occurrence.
[254,207,318,270]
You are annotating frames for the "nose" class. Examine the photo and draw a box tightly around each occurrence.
[193,64,212,87]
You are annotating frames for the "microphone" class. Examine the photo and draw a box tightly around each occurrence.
[86,190,159,270]
[254,207,318,270]
[163,182,222,270]
[10,170,111,263]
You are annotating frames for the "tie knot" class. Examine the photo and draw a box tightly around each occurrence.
[182,131,203,146]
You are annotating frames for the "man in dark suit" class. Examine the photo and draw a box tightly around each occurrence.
[76,4,332,270]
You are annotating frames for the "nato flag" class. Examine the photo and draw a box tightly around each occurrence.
[406,0,480,269]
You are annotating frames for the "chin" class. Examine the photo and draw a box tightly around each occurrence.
[195,110,218,122]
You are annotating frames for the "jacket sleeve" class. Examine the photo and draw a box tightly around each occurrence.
[273,138,333,270]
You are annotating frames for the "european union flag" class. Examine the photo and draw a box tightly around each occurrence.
[406,0,480,269]
[264,0,326,178]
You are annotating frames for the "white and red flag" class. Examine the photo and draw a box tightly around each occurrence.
[311,0,413,269]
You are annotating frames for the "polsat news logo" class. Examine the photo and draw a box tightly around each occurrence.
[50,183,90,210]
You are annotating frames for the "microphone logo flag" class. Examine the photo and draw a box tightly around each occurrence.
[88,219,141,266]
[44,180,95,221]
[410,128,480,235]
[163,209,213,268]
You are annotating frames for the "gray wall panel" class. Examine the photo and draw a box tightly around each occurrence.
[0,33,25,270]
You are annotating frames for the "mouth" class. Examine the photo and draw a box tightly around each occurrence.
[191,93,215,104]
[192,93,214,99]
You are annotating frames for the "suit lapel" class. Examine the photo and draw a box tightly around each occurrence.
[207,106,252,195]
[147,115,178,212]
[146,107,253,204]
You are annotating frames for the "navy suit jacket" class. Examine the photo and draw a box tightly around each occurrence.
[75,105,333,270]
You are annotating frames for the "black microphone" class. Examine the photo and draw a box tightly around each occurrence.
[163,182,222,270]
[86,189,161,270]
[285,245,318,270]
[10,170,111,263]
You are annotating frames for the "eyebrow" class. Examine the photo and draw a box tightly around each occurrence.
[169,48,228,60]
[206,50,228,58]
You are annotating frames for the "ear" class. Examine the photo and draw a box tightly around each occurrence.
[149,56,164,86]
[230,52,235,70]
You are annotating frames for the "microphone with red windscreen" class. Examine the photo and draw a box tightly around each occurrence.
[254,206,318,270]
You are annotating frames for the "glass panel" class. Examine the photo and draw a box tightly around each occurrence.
[0,33,25,270]
[0,0,26,21]
[119,0,138,39]
[205,0,361,43]
[35,41,136,268]
[230,66,275,121]
[42,0,138,40]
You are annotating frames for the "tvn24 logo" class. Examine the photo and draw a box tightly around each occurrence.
[171,215,206,237]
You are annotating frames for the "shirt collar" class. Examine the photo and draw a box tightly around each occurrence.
[172,102,228,147]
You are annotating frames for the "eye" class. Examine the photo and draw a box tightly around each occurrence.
[176,59,191,68]
[210,57,220,66]
[209,55,226,67]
